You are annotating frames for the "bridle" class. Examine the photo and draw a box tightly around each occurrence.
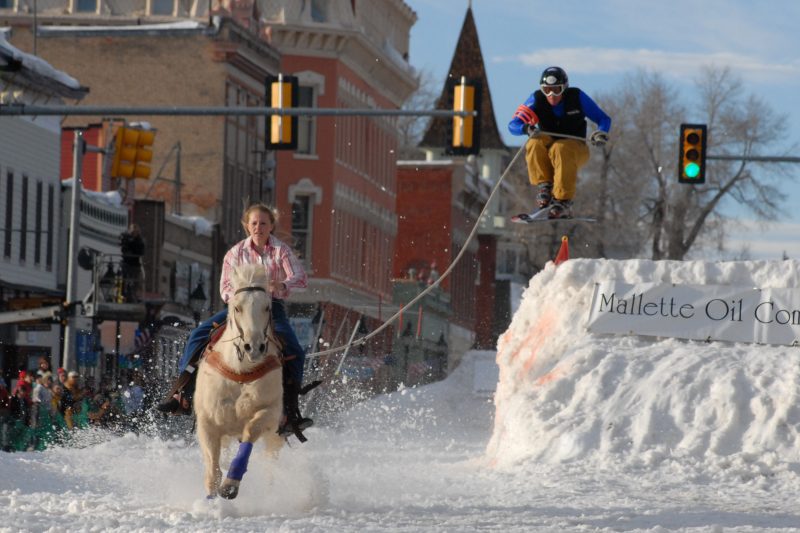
[230,285,283,362]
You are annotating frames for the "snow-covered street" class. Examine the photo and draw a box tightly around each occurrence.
[6,258,800,531]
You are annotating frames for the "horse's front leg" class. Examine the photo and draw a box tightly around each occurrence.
[218,404,282,499]
[196,421,222,498]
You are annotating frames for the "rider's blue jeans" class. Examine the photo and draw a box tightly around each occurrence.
[177,299,305,384]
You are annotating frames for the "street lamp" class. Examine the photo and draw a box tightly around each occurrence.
[189,280,207,326]
[98,261,121,385]
[99,263,117,302]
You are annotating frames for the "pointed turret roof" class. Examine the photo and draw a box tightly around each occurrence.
[420,6,506,152]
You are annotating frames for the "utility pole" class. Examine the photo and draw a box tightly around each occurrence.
[62,131,106,371]
[62,131,84,371]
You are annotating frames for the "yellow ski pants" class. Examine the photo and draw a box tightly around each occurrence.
[525,136,590,201]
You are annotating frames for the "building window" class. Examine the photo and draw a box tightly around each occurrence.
[310,0,327,22]
[297,86,316,155]
[0,0,14,9]
[291,195,312,265]
[4,170,12,258]
[151,0,173,15]
[75,0,96,12]
[19,175,27,262]
[46,184,53,270]
[34,181,42,265]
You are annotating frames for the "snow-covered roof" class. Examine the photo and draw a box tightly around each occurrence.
[0,34,88,99]
[38,19,207,35]
[169,213,215,237]
[62,178,124,208]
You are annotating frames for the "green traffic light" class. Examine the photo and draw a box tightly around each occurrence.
[684,162,701,178]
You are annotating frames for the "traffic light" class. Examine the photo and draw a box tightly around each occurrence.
[111,124,156,179]
[266,74,298,150]
[678,123,707,184]
[447,76,482,156]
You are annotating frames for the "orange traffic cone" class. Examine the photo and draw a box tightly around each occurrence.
[554,235,569,266]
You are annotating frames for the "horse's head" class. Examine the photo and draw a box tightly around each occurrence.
[228,264,275,364]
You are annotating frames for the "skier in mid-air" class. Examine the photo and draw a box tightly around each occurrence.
[509,66,612,220]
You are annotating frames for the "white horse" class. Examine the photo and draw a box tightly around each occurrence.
[194,263,285,499]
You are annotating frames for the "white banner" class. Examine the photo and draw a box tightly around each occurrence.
[587,280,800,346]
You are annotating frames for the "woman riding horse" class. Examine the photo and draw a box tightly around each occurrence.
[157,203,312,439]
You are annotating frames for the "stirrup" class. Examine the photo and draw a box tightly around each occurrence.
[278,417,313,436]
[155,392,192,415]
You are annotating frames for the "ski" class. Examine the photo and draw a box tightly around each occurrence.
[511,209,596,224]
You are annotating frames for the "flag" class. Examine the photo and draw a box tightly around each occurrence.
[134,327,151,352]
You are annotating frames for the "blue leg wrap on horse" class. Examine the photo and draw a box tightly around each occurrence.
[227,441,253,481]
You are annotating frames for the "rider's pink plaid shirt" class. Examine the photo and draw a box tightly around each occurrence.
[219,235,307,303]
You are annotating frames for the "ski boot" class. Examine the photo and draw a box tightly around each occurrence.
[536,182,553,209]
[548,198,573,219]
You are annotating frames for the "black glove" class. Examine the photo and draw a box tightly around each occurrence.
[526,124,540,138]
[590,130,609,147]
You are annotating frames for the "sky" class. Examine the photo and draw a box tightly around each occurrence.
[6,257,800,530]
[405,0,800,259]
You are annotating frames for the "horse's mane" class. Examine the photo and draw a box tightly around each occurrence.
[232,263,270,291]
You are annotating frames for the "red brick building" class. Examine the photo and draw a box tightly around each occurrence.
[262,2,418,358]
[405,6,516,360]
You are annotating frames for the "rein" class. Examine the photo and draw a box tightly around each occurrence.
[228,283,284,365]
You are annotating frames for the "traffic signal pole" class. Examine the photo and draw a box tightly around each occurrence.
[678,123,800,185]
[0,105,473,118]
[1,102,475,366]
[707,155,800,163]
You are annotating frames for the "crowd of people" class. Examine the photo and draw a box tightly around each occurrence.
[0,357,147,452]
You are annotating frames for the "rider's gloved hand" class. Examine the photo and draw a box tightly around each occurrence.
[590,130,609,147]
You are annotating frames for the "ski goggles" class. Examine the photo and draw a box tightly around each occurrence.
[540,84,565,97]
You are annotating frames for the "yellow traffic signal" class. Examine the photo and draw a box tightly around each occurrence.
[448,76,481,156]
[111,125,156,179]
[266,74,299,150]
[678,123,707,184]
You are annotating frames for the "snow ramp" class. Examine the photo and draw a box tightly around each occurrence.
[488,258,800,468]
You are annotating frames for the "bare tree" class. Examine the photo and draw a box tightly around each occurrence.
[584,67,795,260]
[396,68,438,160]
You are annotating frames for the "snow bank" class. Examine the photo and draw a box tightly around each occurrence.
[332,350,497,445]
[488,258,800,468]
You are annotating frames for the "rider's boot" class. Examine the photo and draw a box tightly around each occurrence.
[155,370,196,415]
[278,371,314,441]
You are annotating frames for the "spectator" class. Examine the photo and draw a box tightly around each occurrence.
[9,384,29,426]
[50,383,63,415]
[0,378,10,451]
[120,223,145,303]
[12,371,33,420]
[32,372,55,427]
[428,261,440,285]
[59,371,83,430]
[83,376,97,400]
[88,394,119,429]
[37,357,51,375]
[56,367,67,388]
[31,372,55,451]
[122,374,145,418]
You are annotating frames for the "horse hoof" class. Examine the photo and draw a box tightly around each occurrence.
[218,480,240,500]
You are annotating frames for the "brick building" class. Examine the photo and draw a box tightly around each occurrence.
[0,15,281,262]
[0,34,88,381]
[260,1,419,369]
[407,6,520,359]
